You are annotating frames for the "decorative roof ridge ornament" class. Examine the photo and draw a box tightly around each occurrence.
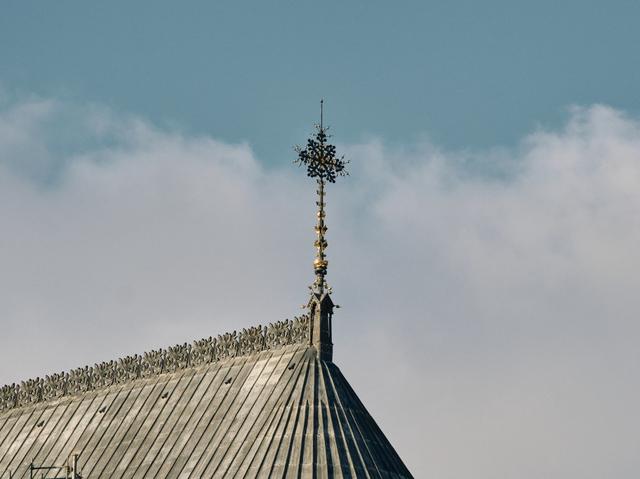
[294,100,348,361]
[0,316,309,412]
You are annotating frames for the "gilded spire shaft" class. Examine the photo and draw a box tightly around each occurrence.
[313,177,328,293]
[295,101,348,296]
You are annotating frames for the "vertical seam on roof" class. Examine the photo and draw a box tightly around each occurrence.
[5,394,74,478]
[272,351,309,479]
[136,368,208,478]
[0,412,13,444]
[255,348,310,478]
[161,360,229,477]
[241,348,309,478]
[180,356,251,478]
[72,384,131,467]
[91,374,166,476]
[340,388,382,478]
[26,390,96,477]
[0,413,21,458]
[311,357,320,478]
[0,402,59,477]
[126,368,198,478]
[196,350,279,477]
[270,349,311,478]
[79,382,146,473]
[111,370,187,477]
[322,362,371,479]
[0,403,47,471]
[98,376,169,476]
[153,362,226,477]
[182,354,254,478]
[203,350,276,476]
[147,366,223,478]
[86,377,158,475]
[47,388,116,477]
[261,348,312,478]
[166,359,235,477]
[77,380,140,474]
[213,349,292,477]
[319,360,349,478]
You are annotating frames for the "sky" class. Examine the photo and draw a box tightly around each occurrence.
[2,1,640,161]
[1,2,640,478]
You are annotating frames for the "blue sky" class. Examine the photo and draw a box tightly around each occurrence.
[2,1,639,163]
[2,3,640,477]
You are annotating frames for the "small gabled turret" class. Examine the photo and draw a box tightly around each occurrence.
[308,291,334,361]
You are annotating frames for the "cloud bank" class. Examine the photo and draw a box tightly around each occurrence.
[1,97,638,478]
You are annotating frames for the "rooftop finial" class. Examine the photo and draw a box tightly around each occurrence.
[295,100,348,296]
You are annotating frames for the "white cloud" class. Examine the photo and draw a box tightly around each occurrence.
[0,99,638,478]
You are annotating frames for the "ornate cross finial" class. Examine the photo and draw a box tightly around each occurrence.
[294,101,348,296]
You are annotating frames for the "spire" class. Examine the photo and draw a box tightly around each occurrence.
[295,100,348,295]
[295,101,348,361]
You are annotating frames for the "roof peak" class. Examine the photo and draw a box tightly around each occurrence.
[0,315,309,412]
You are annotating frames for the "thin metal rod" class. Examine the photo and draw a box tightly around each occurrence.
[314,178,327,294]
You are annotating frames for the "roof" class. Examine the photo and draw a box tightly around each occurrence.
[0,317,413,478]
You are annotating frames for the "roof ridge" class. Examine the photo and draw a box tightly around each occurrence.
[0,315,309,412]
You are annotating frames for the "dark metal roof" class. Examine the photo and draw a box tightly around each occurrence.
[0,328,412,478]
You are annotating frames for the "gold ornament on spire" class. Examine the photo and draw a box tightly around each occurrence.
[294,100,348,296]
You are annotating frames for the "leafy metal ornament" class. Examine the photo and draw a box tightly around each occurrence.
[294,100,348,296]
[294,125,348,182]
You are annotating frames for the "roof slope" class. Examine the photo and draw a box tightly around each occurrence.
[0,325,412,478]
